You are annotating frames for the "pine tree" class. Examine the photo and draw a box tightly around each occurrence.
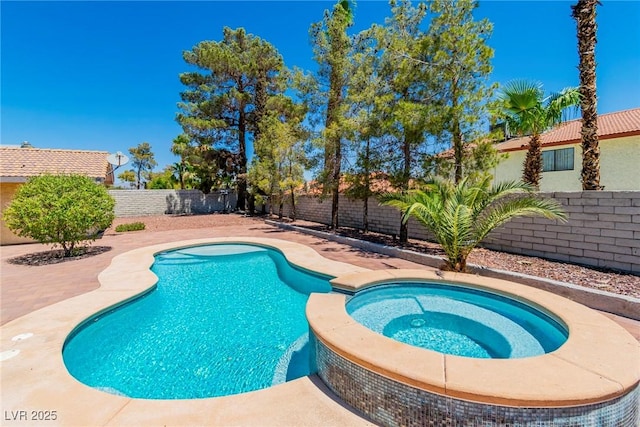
[177,27,285,207]
[128,142,157,189]
[309,0,355,229]
[374,0,431,242]
[423,0,495,184]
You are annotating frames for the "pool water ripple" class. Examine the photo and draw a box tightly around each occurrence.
[347,284,567,358]
[63,245,331,399]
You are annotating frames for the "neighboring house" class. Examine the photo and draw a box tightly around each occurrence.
[492,108,640,191]
[0,145,113,245]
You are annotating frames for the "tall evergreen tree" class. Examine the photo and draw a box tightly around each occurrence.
[343,28,387,232]
[309,0,355,229]
[128,142,157,189]
[176,27,285,207]
[423,0,495,184]
[249,94,307,219]
[374,0,431,242]
[572,0,602,190]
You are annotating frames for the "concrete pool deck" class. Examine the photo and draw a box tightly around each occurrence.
[1,216,639,426]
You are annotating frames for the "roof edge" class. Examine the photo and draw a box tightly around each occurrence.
[499,130,640,153]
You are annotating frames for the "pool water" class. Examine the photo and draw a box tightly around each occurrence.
[63,244,331,399]
[346,284,568,358]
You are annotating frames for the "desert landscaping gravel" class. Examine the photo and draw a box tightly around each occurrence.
[109,213,640,299]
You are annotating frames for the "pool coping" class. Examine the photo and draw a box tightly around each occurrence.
[308,269,640,407]
[0,237,372,426]
[267,219,640,320]
[1,237,638,426]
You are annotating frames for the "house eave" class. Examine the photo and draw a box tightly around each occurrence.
[0,177,28,183]
[1,176,107,184]
[498,130,640,153]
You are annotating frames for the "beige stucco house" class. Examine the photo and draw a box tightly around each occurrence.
[0,145,113,245]
[493,108,640,191]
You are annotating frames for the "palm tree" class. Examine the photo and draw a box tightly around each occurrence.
[379,177,567,272]
[572,0,602,190]
[498,80,580,189]
[171,134,193,190]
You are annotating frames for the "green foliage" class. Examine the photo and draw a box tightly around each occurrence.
[117,170,137,188]
[379,177,566,272]
[115,222,146,232]
[169,161,196,190]
[3,174,116,257]
[147,166,178,189]
[128,142,157,189]
[423,0,496,183]
[308,0,355,228]
[366,0,430,195]
[176,27,287,208]
[423,139,507,184]
[496,80,580,187]
[497,80,581,136]
[248,96,307,219]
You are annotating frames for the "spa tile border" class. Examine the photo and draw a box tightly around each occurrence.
[308,269,640,407]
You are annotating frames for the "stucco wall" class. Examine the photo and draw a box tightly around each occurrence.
[0,183,35,245]
[108,189,238,217]
[600,136,640,190]
[493,135,640,191]
[284,192,640,274]
[1,188,239,245]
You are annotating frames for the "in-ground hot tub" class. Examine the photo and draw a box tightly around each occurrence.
[346,283,568,359]
[307,269,640,426]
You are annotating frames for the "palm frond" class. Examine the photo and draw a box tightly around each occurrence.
[379,178,567,272]
[475,196,567,243]
[546,86,581,126]
[499,80,544,109]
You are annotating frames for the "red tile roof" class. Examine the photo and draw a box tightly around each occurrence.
[495,107,640,152]
[0,147,112,183]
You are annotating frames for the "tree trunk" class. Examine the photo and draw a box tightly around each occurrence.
[363,197,369,234]
[573,0,602,190]
[399,136,410,243]
[179,162,185,190]
[247,194,255,215]
[452,81,463,184]
[328,119,342,230]
[523,133,543,189]
[290,187,296,221]
[331,150,340,229]
[237,106,247,211]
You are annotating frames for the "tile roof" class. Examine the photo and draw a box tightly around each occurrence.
[495,107,640,152]
[0,147,112,182]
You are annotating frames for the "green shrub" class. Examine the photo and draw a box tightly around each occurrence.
[115,222,146,232]
[3,174,116,257]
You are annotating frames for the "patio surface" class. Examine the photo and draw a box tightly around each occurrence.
[1,215,638,426]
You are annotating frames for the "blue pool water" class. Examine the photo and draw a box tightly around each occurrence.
[346,283,568,358]
[62,244,332,399]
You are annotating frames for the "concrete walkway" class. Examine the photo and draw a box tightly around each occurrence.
[4,216,636,336]
[1,217,428,325]
[0,216,637,427]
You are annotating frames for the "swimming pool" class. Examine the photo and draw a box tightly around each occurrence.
[346,283,568,358]
[62,244,331,399]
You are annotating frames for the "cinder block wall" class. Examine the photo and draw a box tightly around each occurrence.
[109,190,237,217]
[484,192,640,274]
[284,192,640,274]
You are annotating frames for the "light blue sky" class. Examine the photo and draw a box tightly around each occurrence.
[2,1,639,173]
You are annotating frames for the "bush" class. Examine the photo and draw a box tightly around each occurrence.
[115,222,146,232]
[3,174,116,257]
